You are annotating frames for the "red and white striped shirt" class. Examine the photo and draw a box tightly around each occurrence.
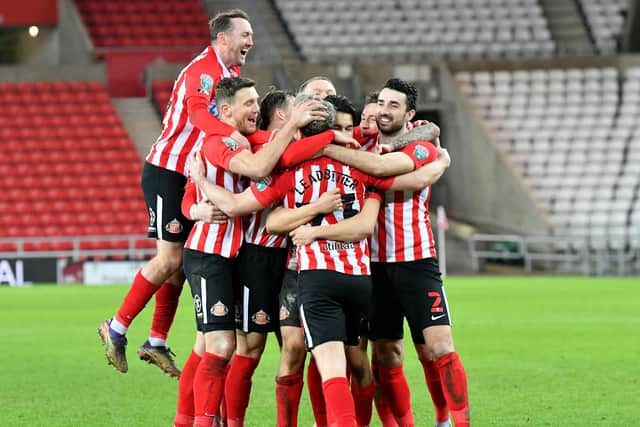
[251,157,393,275]
[370,141,439,262]
[185,135,247,258]
[146,46,240,175]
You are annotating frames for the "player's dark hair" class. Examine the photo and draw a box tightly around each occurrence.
[298,76,334,95]
[364,91,379,105]
[294,94,335,137]
[209,9,250,39]
[215,77,255,105]
[259,89,294,130]
[382,78,417,111]
[325,94,357,126]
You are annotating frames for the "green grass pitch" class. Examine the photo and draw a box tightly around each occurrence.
[0,276,638,426]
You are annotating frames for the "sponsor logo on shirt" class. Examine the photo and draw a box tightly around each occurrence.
[199,73,213,96]
[321,241,356,251]
[211,301,229,317]
[165,218,183,234]
[413,145,429,161]
[223,137,239,151]
[208,99,218,117]
[255,176,273,192]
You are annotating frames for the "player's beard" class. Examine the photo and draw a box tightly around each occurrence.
[378,117,405,136]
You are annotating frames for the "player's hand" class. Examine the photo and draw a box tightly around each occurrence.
[291,100,329,127]
[230,131,251,150]
[191,201,228,224]
[314,188,343,214]
[332,130,360,149]
[436,147,451,168]
[187,151,206,184]
[289,225,318,246]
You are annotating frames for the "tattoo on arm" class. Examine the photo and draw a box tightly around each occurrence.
[392,125,439,151]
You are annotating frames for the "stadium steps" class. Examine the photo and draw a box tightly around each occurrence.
[539,0,595,54]
[202,0,300,63]
[112,98,162,161]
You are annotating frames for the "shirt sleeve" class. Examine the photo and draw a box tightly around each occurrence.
[184,65,236,137]
[181,181,197,220]
[249,172,290,208]
[247,130,272,148]
[278,130,334,168]
[201,135,248,169]
[398,141,438,169]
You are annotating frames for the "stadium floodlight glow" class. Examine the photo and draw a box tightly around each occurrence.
[28,25,39,38]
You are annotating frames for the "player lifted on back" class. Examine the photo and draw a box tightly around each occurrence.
[98,9,254,378]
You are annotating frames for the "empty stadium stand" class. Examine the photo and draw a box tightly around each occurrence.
[578,0,630,54]
[151,80,173,116]
[75,0,210,48]
[274,0,555,61]
[457,66,640,255]
[0,81,153,257]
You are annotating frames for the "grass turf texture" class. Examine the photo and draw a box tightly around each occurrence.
[0,277,638,426]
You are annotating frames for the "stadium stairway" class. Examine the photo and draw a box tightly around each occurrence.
[539,0,595,55]
[112,98,161,158]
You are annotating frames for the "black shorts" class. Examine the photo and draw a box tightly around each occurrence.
[233,243,287,333]
[278,269,300,328]
[141,161,194,242]
[298,270,371,350]
[369,258,451,344]
[183,248,236,332]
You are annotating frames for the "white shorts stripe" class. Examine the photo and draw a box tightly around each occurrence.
[299,304,313,348]
[243,285,250,332]
[156,194,163,241]
[442,285,452,325]
[200,276,208,324]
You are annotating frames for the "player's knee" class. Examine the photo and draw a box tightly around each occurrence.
[375,341,404,367]
[282,339,306,365]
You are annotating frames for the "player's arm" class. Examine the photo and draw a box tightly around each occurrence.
[323,144,416,176]
[380,121,440,153]
[227,99,329,180]
[181,181,229,224]
[187,152,265,217]
[388,148,451,192]
[289,196,382,246]
[265,188,343,234]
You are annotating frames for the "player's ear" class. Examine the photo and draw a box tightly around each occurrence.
[406,109,416,122]
[219,102,232,117]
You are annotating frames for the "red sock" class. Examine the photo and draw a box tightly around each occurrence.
[307,358,327,427]
[377,365,414,427]
[275,372,304,427]
[115,270,160,327]
[372,361,398,427]
[420,359,449,423]
[150,282,183,340]
[194,352,229,427]
[225,355,260,426]
[436,352,470,427]
[175,350,202,426]
[351,380,375,427]
[322,377,357,427]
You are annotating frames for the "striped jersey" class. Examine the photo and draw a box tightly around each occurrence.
[185,135,247,258]
[250,157,393,275]
[370,140,439,262]
[146,46,240,176]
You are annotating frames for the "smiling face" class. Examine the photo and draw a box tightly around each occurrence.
[229,86,260,134]
[219,18,254,67]
[376,87,414,136]
[359,102,379,137]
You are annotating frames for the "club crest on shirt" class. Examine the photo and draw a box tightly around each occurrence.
[252,310,270,325]
[413,145,429,161]
[165,218,183,234]
[211,301,229,317]
[223,137,239,151]
[255,176,272,192]
[199,73,213,96]
[279,305,290,321]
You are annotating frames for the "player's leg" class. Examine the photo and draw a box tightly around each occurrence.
[402,258,469,427]
[369,262,414,426]
[183,249,236,427]
[276,270,306,427]
[174,332,205,427]
[345,317,374,427]
[98,163,192,374]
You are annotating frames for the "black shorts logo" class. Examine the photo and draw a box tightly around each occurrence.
[279,305,290,321]
[211,301,228,317]
[165,218,183,234]
[252,310,270,325]
[194,295,202,318]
